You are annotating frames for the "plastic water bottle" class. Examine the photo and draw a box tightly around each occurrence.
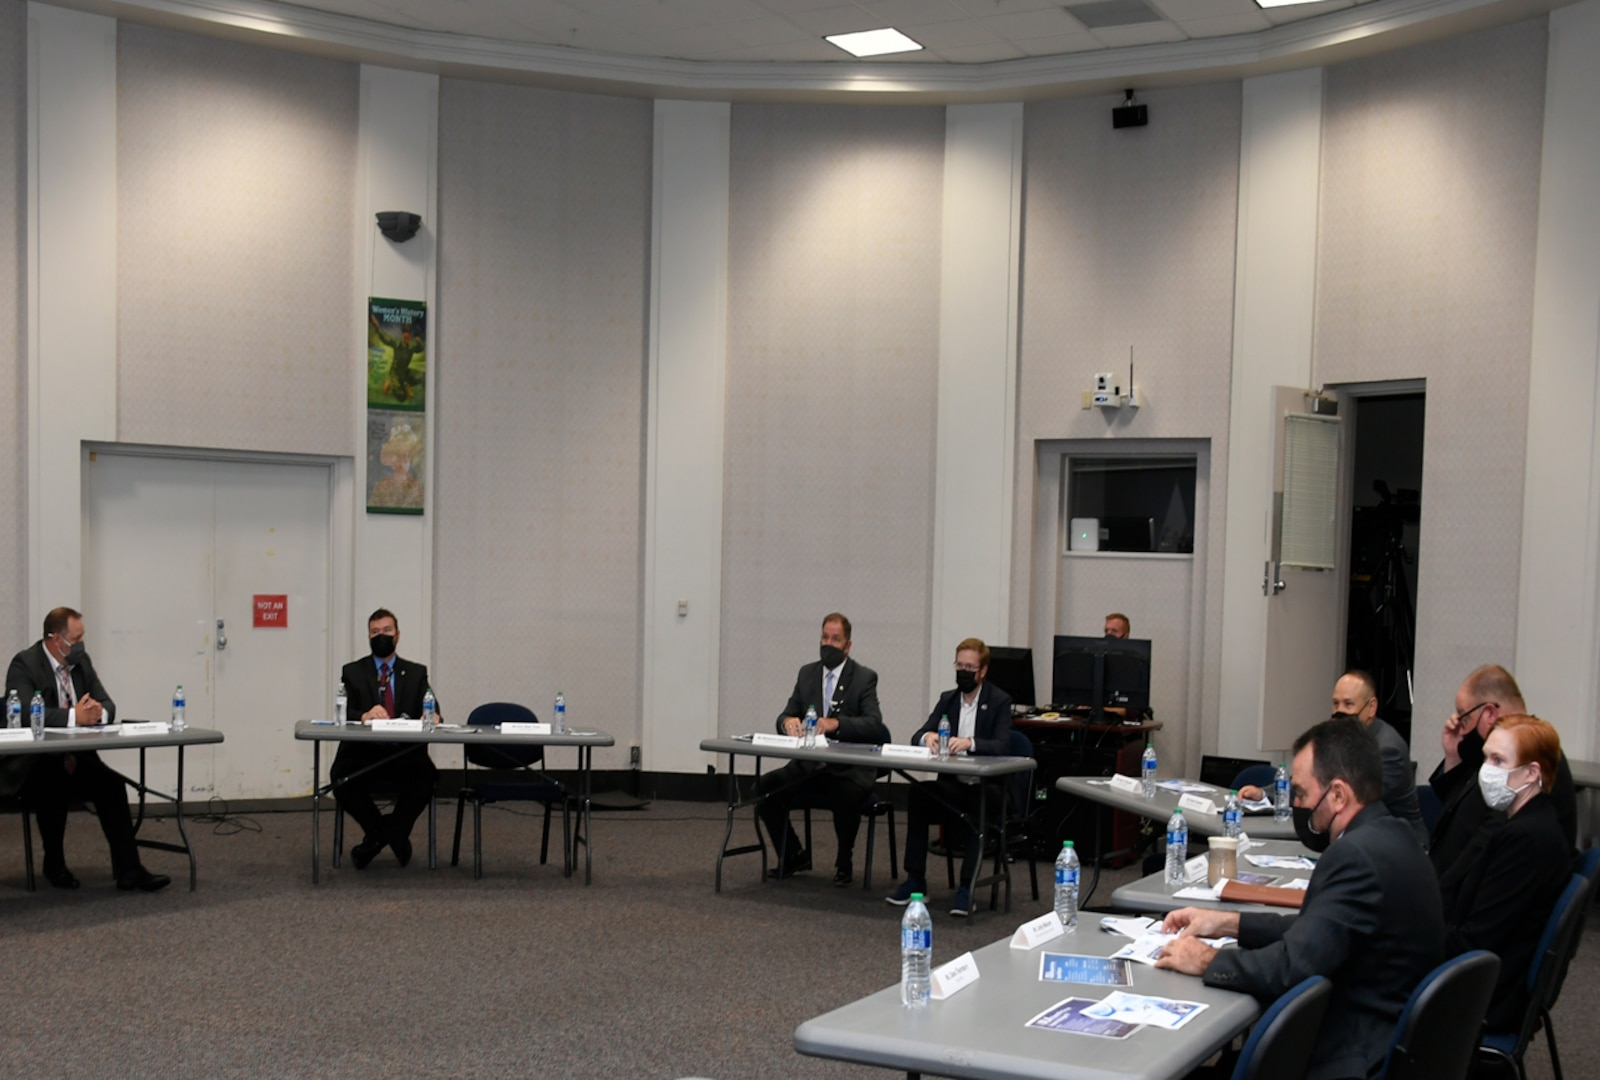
[900,893,932,1008]
[30,691,44,739]
[171,685,186,731]
[335,681,348,725]
[553,691,566,735]
[5,689,19,729]
[1273,763,1292,822]
[803,705,817,748]
[1223,789,1242,839]
[1054,840,1080,928]
[937,715,951,760]
[422,688,436,726]
[1164,808,1188,886]
[1141,741,1157,797]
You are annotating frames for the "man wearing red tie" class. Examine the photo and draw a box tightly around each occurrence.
[332,608,438,869]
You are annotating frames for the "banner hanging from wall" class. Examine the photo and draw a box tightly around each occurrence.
[366,297,427,514]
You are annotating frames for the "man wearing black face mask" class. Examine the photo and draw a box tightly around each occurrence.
[331,608,439,869]
[887,638,1013,917]
[1156,717,1443,1080]
[757,613,888,886]
[4,607,169,891]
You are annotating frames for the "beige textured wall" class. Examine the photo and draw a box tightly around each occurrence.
[116,24,357,455]
[0,0,23,647]
[1314,18,1547,728]
[432,80,651,767]
[720,105,944,740]
[1013,86,1242,773]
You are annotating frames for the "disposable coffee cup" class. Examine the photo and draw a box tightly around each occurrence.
[1206,836,1240,886]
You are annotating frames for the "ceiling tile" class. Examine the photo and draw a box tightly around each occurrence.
[1091,20,1187,45]
[1015,30,1107,55]
[1179,11,1273,35]
[933,40,1032,61]
[782,4,887,34]
[1263,0,1353,22]
[721,14,819,45]
[982,7,1087,39]
[899,18,1006,49]
[1146,0,1261,17]
[853,0,972,27]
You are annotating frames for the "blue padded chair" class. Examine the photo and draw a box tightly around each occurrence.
[794,786,897,892]
[1416,784,1443,835]
[942,729,1042,907]
[1382,950,1500,1080]
[1578,846,1599,882]
[1232,763,1278,792]
[1478,872,1593,1080]
[1230,975,1333,1080]
[450,702,569,880]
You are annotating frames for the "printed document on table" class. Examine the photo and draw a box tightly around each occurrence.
[1084,991,1208,1031]
[1245,854,1317,870]
[1024,997,1140,1040]
[1038,953,1134,986]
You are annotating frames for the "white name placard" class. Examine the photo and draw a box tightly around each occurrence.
[1010,912,1067,950]
[880,743,933,760]
[929,952,980,999]
[1108,773,1143,795]
[371,718,424,732]
[1178,793,1218,816]
[0,728,36,742]
[1184,854,1210,883]
[500,722,551,735]
[751,732,802,748]
[120,721,170,735]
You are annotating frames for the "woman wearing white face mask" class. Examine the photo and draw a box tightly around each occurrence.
[1437,714,1573,1031]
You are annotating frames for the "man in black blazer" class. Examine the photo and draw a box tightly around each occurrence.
[1157,717,1445,1080]
[756,613,888,886]
[333,608,438,869]
[886,637,1013,917]
[4,607,169,891]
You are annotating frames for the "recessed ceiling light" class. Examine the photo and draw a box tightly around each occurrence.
[1253,0,1327,8]
[825,28,923,58]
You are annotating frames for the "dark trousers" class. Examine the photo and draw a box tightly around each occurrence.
[903,776,1002,891]
[21,751,141,876]
[755,763,866,872]
[331,745,437,845]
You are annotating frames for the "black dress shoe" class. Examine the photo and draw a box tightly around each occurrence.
[43,865,81,889]
[832,868,854,887]
[391,836,413,868]
[350,839,384,870]
[116,868,171,893]
[765,850,813,879]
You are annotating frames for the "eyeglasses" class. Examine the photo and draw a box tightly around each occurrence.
[1452,702,1492,724]
[954,664,981,674]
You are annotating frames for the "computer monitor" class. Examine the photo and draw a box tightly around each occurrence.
[1050,635,1152,719]
[984,646,1035,708]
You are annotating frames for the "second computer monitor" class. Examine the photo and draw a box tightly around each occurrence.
[1051,635,1151,717]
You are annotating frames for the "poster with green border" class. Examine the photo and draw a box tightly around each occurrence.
[368,297,426,411]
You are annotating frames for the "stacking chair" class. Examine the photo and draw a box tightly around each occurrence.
[450,702,568,879]
[1578,845,1599,882]
[1477,872,1593,1080]
[942,729,1042,908]
[1230,975,1332,1080]
[1232,763,1278,792]
[795,785,897,891]
[331,790,438,869]
[1382,950,1500,1080]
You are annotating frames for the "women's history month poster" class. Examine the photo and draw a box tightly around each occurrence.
[366,298,427,514]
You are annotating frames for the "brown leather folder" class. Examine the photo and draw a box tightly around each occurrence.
[1220,881,1306,909]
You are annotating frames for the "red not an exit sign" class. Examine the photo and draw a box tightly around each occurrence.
[253,595,287,628]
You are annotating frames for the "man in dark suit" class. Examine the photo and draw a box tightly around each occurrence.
[1429,664,1576,872]
[333,608,438,869]
[4,607,170,891]
[756,612,888,887]
[886,637,1014,918]
[1157,716,1445,1080]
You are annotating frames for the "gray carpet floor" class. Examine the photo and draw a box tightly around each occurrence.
[0,800,1592,1079]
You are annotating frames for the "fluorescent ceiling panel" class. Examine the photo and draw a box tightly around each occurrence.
[824,27,924,56]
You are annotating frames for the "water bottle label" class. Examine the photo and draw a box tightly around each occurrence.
[1168,829,1184,846]
[902,928,931,950]
[1055,869,1079,887]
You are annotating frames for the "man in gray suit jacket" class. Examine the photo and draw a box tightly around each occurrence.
[756,613,888,887]
[1157,716,1444,1080]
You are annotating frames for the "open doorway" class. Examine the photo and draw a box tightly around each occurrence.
[1344,391,1425,745]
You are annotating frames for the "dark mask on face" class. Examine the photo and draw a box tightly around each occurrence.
[370,634,397,659]
[64,640,86,667]
[819,644,845,669]
[955,670,978,694]
[1330,710,1358,722]
[1292,786,1334,853]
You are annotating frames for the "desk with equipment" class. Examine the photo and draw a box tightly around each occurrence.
[1111,839,1316,917]
[294,720,613,884]
[0,724,224,891]
[794,921,1260,1080]
[701,736,1034,916]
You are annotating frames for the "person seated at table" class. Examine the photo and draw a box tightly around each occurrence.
[1428,664,1576,875]
[333,608,439,869]
[1437,713,1573,1031]
[1103,612,1130,639]
[756,612,888,886]
[887,637,1014,918]
[1156,716,1443,1080]
[1240,669,1426,846]
[3,607,170,892]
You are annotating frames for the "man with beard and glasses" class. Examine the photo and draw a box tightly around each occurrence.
[1156,717,1443,1080]
[756,613,888,887]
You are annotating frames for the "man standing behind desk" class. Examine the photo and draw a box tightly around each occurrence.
[4,607,170,892]
[757,612,887,886]
[333,608,438,869]
[1156,717,1444,1080]
[887,637,1013,918]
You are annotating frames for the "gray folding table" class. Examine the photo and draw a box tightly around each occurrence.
[794,924,1261,1079]
[1109,838,1316,916]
